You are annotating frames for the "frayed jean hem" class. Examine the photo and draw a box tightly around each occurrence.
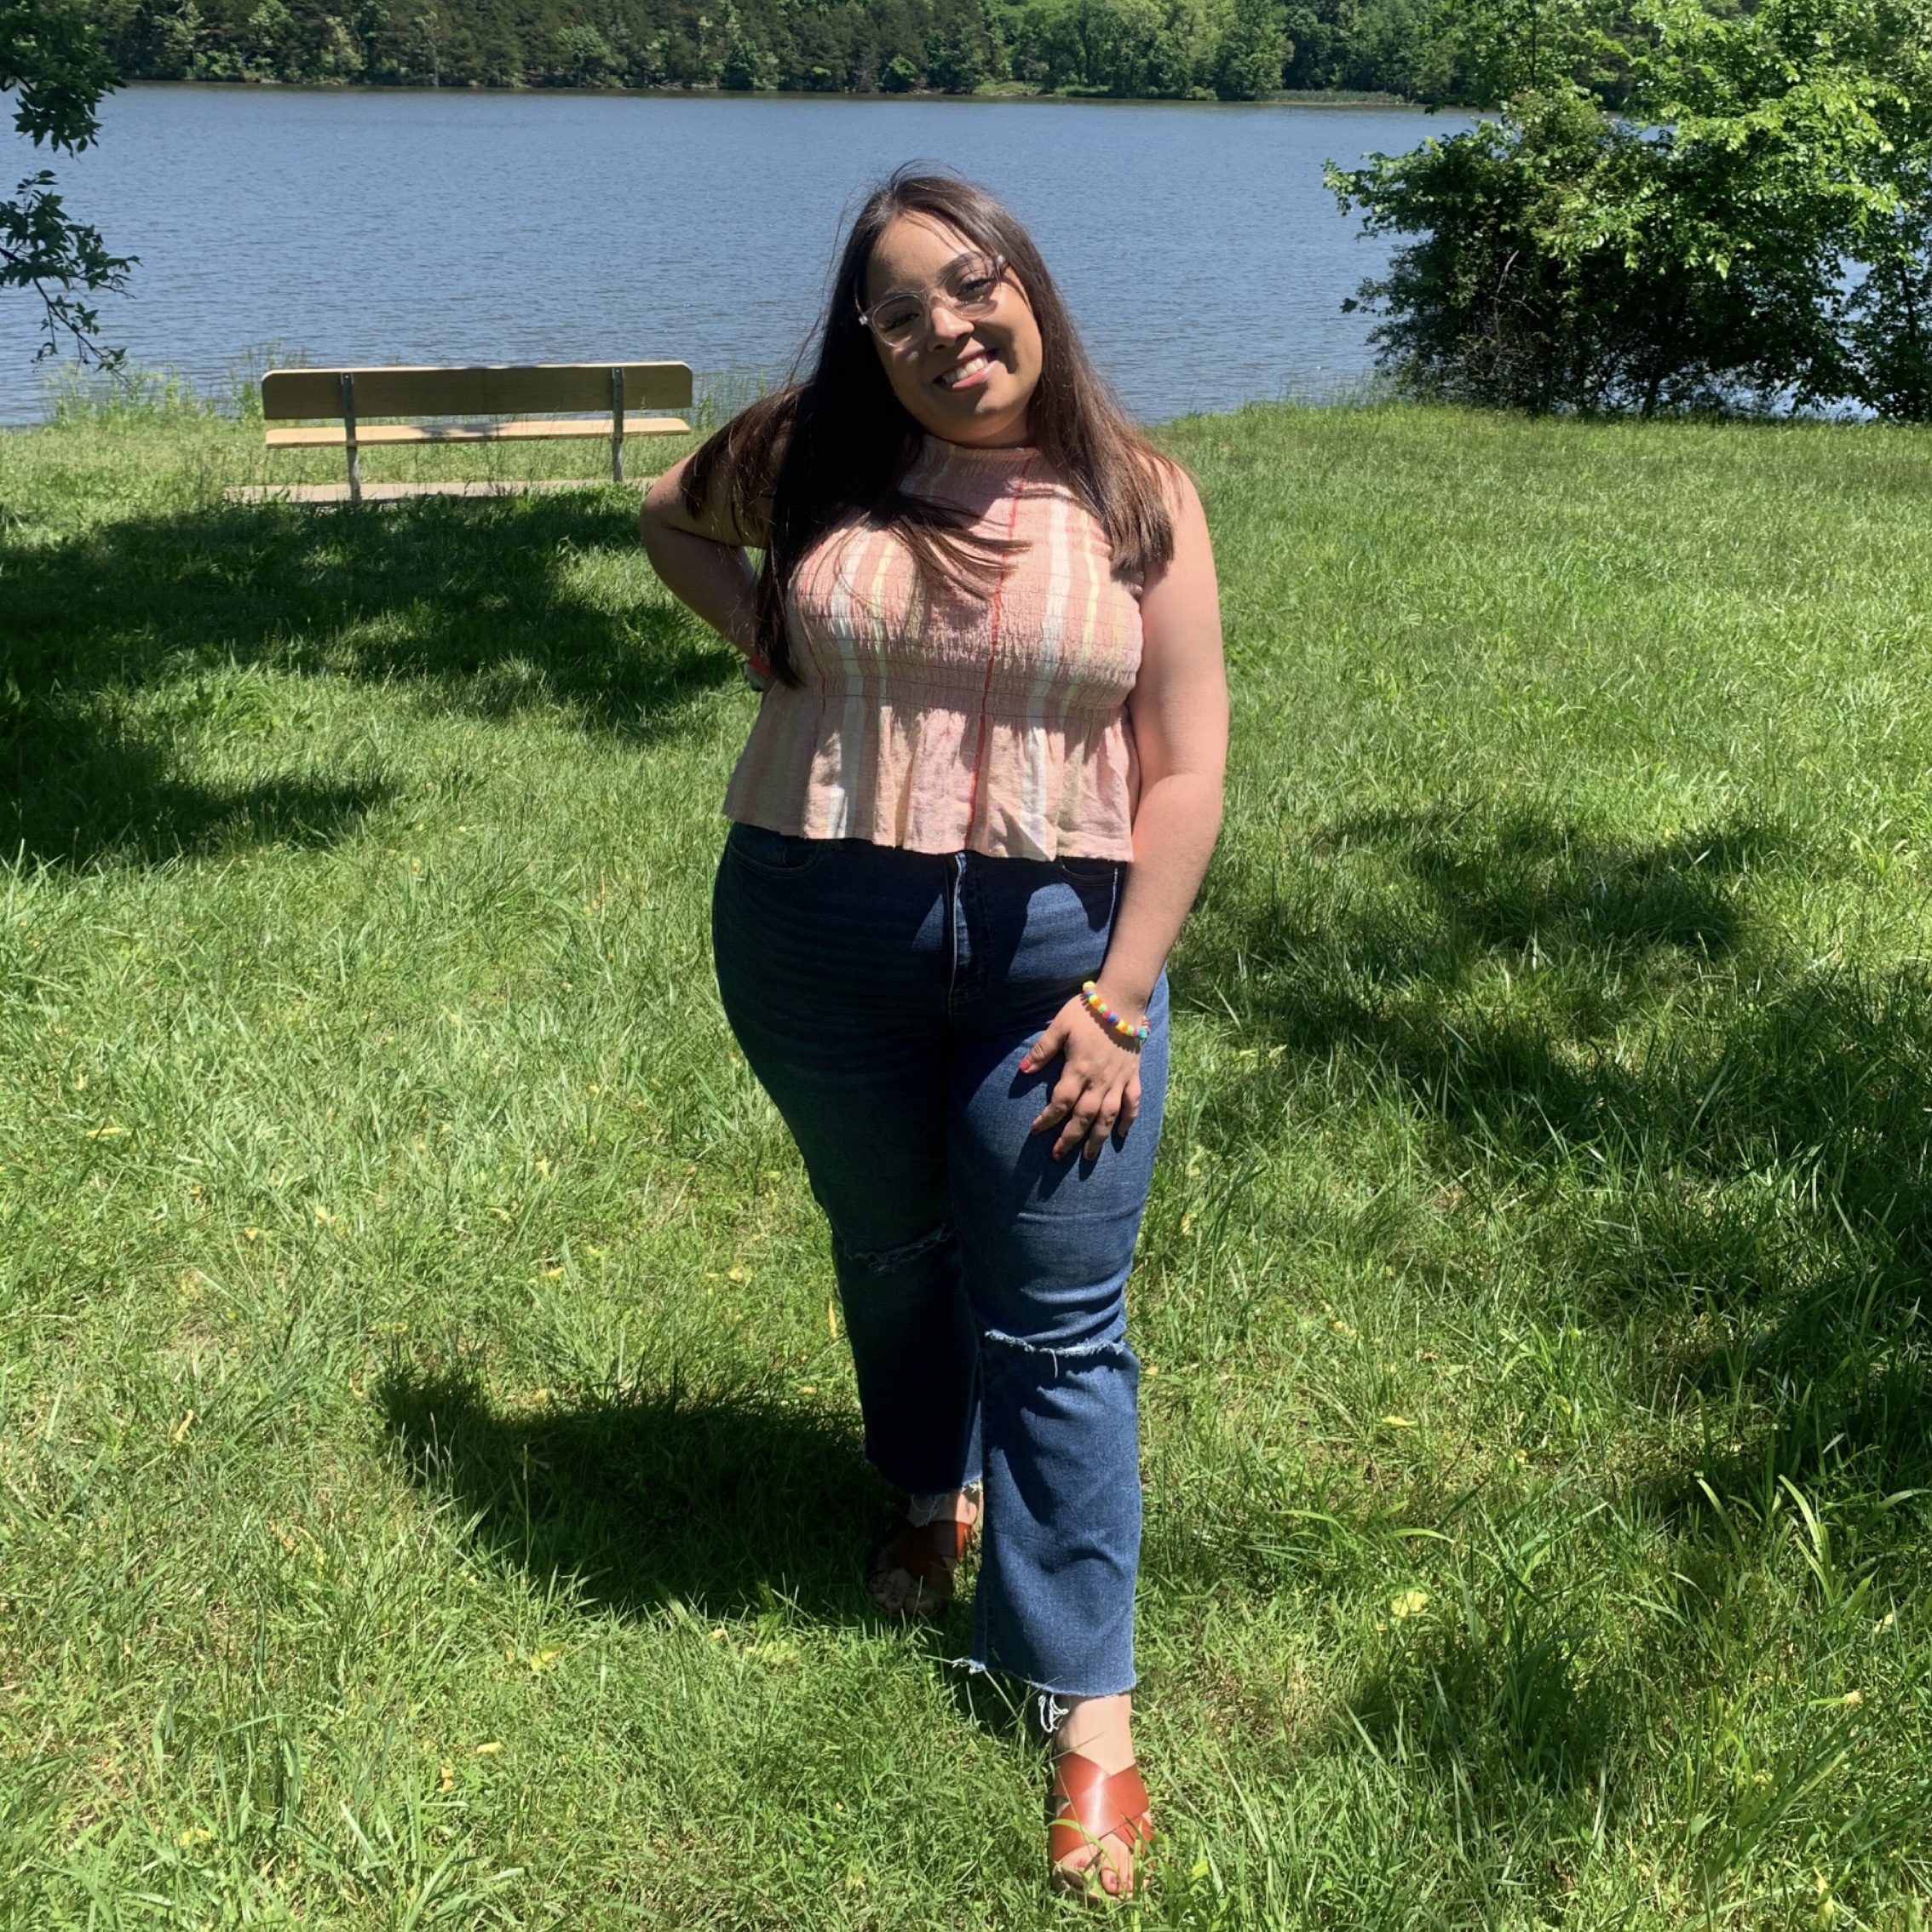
[947,1655,1140,1710]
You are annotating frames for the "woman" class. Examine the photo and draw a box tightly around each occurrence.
[638,168,1227,1900]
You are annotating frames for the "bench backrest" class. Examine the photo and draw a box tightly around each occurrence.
[262,362,693,420]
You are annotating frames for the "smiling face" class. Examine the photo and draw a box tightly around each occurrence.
[862,213,1044,448]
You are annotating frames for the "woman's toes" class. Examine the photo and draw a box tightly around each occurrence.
[1049,1849,1115,1898]
[868,1562,929,1613]
[1052,1838,1135,1900]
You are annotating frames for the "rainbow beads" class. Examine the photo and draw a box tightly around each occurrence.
[1080,980,1150,1046]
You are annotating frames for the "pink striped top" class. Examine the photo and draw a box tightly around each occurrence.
[722,437,1144,860]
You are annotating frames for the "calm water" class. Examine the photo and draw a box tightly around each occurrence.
[1,86,1452,424]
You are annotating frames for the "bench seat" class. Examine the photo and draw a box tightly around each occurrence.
[265,415,692,450]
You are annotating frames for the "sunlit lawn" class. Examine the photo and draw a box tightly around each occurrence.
[3,397,1932,1928]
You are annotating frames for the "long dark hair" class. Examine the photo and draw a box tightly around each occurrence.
[684,166,1178,686]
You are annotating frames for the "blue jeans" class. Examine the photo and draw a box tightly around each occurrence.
[712,824,1168,1697]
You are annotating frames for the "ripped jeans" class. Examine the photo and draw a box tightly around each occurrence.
[712,824,1168,1697]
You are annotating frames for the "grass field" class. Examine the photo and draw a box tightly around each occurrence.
[5,394,1932,1929]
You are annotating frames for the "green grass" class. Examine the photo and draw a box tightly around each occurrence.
[4,394,1932,1928]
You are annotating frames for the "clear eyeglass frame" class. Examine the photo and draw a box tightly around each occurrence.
[857,253,1009,348]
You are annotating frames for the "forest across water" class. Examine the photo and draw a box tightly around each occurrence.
[77,0,1451,103]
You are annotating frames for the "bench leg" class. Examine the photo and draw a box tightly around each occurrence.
[341,372,362,505]
[610,366,624,484]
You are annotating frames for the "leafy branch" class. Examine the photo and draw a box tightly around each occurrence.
[2,0,135,364]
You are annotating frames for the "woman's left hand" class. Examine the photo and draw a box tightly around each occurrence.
[1021,995,1145,1161]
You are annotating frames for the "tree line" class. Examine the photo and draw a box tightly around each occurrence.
[75,0,1454,101]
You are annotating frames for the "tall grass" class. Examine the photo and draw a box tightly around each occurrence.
[2,400,1930,1927]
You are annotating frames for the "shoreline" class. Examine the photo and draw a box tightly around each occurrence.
[3,389,1912,437]
[111,77,1425,110]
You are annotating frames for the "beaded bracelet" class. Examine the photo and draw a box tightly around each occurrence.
[1081,980,1150,1046]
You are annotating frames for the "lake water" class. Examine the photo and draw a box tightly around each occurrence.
[1,86,1455,425]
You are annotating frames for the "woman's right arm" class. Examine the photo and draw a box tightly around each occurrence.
[638,452,767,662]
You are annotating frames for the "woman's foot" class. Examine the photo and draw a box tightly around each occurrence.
[865,1485,980,1616]
[1048,1693,1150,1900]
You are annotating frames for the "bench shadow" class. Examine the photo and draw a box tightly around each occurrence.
[4,492,737,868]
[376,1363,926,1629]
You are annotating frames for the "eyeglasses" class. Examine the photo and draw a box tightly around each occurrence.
[857,253,1009,348]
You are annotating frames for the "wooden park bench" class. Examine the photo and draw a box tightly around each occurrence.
[238,360,694,503]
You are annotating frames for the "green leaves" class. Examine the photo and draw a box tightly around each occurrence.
[1335,0,1932,417]
[2,0,130,364]
[2,0,118,151]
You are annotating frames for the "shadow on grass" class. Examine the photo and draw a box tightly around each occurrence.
[1186,806,1932,1505]
[3,492,736,867]
[1349,1588,1617,1800]
[1208,808,1766,1057]
[374,1363,952,1632]
[1158,804,1932,1895]
[14,710,398,867]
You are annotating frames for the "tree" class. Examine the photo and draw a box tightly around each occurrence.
[927,14,986,89]
[1841,186,1932,420]
[3,0,131,363]
[1329,0,1932,418]
[1211,0,1285,98]
[414,2,441,80]
[1330,88,1848,412]
[555,18,617,82]
[716,0,770,85]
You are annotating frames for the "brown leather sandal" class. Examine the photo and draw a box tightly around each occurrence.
[1047,1752,1154,1901]
[865,1495,979,1617]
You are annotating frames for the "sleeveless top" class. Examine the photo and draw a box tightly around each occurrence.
[722,437,1144,861]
